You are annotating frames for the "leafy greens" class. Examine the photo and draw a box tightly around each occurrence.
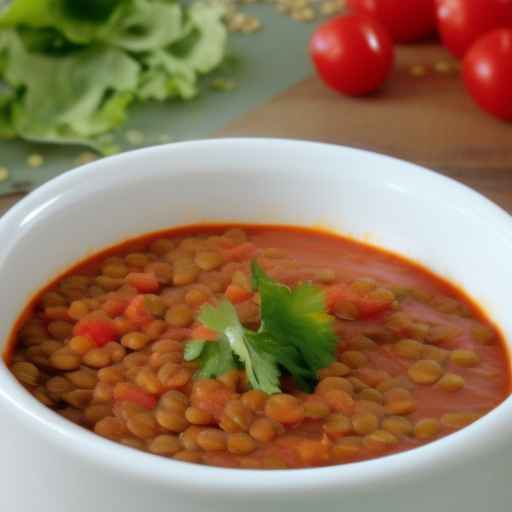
[0,0,228,152]
[185,262,337,394]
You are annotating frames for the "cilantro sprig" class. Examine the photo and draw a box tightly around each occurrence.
[184,262,337,394]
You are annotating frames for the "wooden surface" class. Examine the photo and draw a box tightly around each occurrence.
[2,43,512,216]
[0,194,19,216]
[218,43,512,212]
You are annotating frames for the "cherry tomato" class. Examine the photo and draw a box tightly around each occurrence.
[310,14,394,96]
[436,0,512,58]
[346,0,436,43]
[463,29,512,120]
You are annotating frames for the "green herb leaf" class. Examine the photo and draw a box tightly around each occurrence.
[188,262,337,394]
[248,332,315,391]
[184,337,237,380]
[198,300,281,394]
[252,261,337,374]
[184,340,207,361]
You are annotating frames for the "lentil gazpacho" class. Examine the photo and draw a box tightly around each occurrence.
[5,225,510,469]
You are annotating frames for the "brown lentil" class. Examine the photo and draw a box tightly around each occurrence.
[382,416,413,437]
[7,225,509,471]
[155,408,189,433]
[149,435,182,455]
[438,373,465,392]
[121,332,151,350]
[414,418,440,440]
[11,362,39,386]
[451,349,480,368]
[50,349,81,370]
[441,412,480,429]
[197,429,227,451]
[408,360,443,384]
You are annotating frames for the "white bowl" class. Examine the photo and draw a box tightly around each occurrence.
[0,139,511,512]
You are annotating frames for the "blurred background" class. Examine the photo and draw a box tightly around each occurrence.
[0,0,511,212]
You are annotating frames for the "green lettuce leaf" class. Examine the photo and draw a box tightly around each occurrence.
[105,0,184,52]
[137,3,226,101]
[0,86,16,139]
[0,0,128,44]
[0,1,229,150]
[0,30,139,151]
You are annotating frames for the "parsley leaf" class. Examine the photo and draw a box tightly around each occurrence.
[248,332,315,391]
[197,301,281,394]
[252,261,337,374]
[184,337,236,379]
[185,261,337,394]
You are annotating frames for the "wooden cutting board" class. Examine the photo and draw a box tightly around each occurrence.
[217,43,512,212]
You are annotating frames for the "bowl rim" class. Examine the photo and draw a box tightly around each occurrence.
[0,137,511,494]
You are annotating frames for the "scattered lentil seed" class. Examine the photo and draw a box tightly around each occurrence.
[0,166,10,182]
[409,64,427,77]
[125,130,145,146]
[210,78,238,92]
[434,60,456,74]
[76,152,97,166]
[27,154,44,168]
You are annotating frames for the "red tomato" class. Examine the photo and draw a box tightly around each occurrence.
[347,0,436,43]
[113,383,157,410]
[126,272,160,293]
[191,325,218,341]
[436,0,512,58]
[225,284,253,304]
[326,283,393,318]
[124,295,154,326]
[463,29,512,120]
[222,242,257,262]
[73,313,118,347]
[101,297,128,317]
[310,15,394,96]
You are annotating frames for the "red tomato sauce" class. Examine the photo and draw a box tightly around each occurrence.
[4,225,511,469]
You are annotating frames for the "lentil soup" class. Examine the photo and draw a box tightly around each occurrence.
[5,225,510,469]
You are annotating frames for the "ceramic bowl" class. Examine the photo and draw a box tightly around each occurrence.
[0,139,510,512]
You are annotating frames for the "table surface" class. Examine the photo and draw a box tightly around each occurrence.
[218,43,512,213]
[2,43,512,216]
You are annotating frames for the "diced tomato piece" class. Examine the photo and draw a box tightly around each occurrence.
[113,382,157,410]
[222,242,257,262]
[102,297,128,317]
[125,295,154,326]
[161,327,192,341]
[191,324,218,341]
[73,313,118,347]
[357,297,391,317]
[191,379,235,419]
[225,284,253,304]
[326,284,392,319]
[325,284,350,310]
[126,272,160,293]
